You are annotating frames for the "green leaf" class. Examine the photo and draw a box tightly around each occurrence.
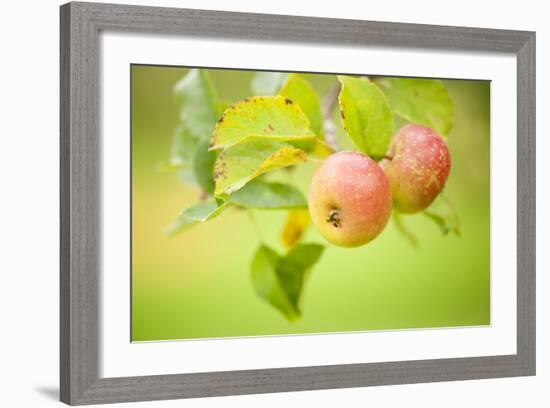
[278,74,324,137]
[338,75,394,159]
[172,124,200,160]
[192,139,217,195]
[280,209,311,248]
[174,69,223,139]
[374,77,454,136]
[210,96,315,150]
[250,72,289,95]
[169,70,223,189]
[169,125,200,183]
[278,244,324,309]
[165,198,228,236]
[423,194,461,236]
[167,126,217,192]
[229,179,307,209]
[250,243,324,321]
[251,246,294,319]
[213,140,307,196]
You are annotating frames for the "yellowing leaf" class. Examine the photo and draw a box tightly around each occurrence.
[310,138,335,158]
[278,74,324,137]
[338,75,394,159]
[281,209,311,248]
[210,96,315,150]
[213,140,307,196]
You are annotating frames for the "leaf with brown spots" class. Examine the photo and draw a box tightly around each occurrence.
[249,70,323,142]
[213,140,307,196]
[210,96,316,150]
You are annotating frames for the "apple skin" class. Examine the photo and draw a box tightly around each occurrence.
[308,151,392,247]
[382,124,451,214]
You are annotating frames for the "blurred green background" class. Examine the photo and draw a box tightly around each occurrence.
[131,65,490,342]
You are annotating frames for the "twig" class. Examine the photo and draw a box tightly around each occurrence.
[321,83,342,151]
[440,192,461,235]
[247,210,264,243]
[392,211,419,248]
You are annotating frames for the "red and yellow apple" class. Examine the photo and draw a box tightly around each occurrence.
[308,151,392,247]
[382,124,451,214]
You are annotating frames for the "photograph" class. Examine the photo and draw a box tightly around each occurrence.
[51,1,538,405]
[131,65,490,342]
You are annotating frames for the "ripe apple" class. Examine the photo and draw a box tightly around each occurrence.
[382,124,451,214]
[308,151,392,247]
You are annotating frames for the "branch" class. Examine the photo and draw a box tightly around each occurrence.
[321,83,342,151]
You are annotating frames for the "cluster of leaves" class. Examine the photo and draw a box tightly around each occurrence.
[162,69,459,321]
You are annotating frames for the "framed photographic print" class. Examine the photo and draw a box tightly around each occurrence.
[60,2,536,405]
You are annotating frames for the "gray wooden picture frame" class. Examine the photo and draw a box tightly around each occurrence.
[60,1,536,405]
